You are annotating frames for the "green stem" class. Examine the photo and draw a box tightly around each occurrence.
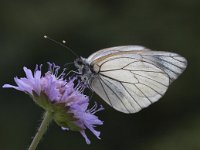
[28,111,53,150]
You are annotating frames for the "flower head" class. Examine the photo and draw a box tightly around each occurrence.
[3,63,103,144]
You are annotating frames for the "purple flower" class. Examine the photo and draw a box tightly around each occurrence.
[3,63,103,144]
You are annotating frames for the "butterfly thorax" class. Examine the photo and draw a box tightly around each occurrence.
[74,57,97,86]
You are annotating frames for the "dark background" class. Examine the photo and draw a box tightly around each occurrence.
[1,0,200,150]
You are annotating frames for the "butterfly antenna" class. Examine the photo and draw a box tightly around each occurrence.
[44,35,79,57]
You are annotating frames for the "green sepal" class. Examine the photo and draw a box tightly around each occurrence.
[32,92,53,111]
[32,92,82,131]
[53,103,81,131]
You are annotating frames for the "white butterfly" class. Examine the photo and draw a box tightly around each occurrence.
[74,45,187,113]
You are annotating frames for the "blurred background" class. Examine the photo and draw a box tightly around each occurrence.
[1,0,200,149]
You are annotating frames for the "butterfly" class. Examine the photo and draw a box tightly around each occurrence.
[73,45,187,114]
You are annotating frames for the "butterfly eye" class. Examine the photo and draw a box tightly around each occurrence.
[77,60,82,65]
[75,59,83,67]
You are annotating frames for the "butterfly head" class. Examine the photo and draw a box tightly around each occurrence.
[74,57,96,86]
[74,57,88,72]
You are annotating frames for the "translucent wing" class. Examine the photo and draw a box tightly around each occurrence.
[88,46,187,113]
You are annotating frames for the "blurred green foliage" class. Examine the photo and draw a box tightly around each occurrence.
[1,0,200,150]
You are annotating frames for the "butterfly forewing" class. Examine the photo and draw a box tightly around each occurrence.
[87,45,148,63]
[140,51,187,83]
[87,46,187,113]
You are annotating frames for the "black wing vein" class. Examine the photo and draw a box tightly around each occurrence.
[129,71,168,87]
[99,76,131,113]
[101,68,164,73]
[99,57,139,67]
[103,77,140,110]
[100,70,167,87]
[134,83,153,103]
[141,56,180,75]
[153,56,186,69]
[97,76,113,107]
[100,73,139,84]
[120,82,142,109]
[172,56,187,64]
[134,75,163,96]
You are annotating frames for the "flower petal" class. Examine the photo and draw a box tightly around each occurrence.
[23,67,34,81]
[80,131,91,144]
[14,77,33,94]
[2,84,20,90]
